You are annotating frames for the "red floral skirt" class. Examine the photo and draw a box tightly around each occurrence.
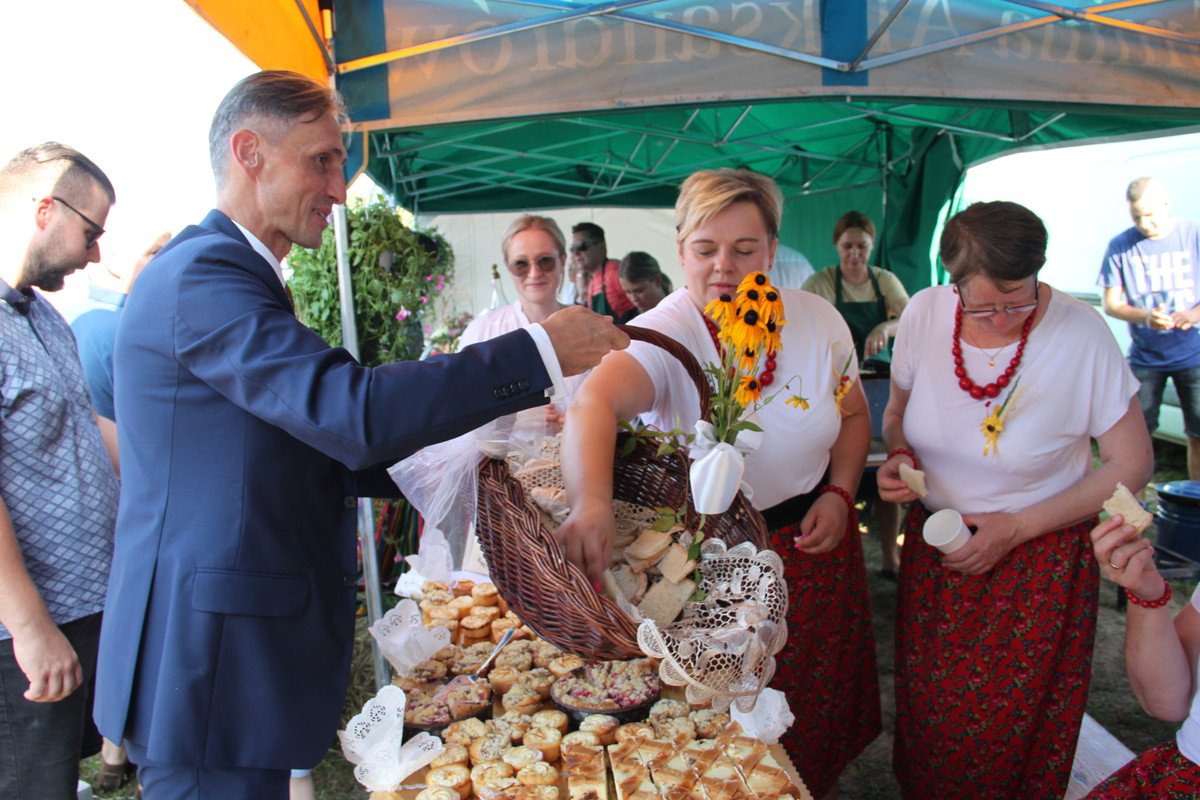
[1083,740,1200,799]
[893,504,1099,799]
[768,503,882,797]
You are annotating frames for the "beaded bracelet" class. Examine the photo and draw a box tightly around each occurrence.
[1125,580,1172,609]
[887,447,921,470]
[818,484,855,511]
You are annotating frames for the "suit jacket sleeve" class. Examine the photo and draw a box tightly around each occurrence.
[173,239,551,470]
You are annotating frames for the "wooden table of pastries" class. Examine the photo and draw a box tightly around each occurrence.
[370,579,811,800]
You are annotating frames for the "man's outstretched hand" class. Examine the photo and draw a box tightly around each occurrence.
[542,306,629,376]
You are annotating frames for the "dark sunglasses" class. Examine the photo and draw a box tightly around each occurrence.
[507,255,560,276]
[53,195,105,248]
[570,241,595,254]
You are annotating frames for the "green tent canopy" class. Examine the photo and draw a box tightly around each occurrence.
[188,0,1200,287]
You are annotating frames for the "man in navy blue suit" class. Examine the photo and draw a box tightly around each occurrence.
[94,71,626,799]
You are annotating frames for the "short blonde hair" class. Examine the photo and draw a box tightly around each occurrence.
[674,169,782,243]
[500,214,567,262]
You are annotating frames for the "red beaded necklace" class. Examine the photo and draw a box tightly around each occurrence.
[952,305,1034,400]
[701,313,777,388]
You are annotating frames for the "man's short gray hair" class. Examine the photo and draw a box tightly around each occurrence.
[1127,176,1165,204]
[209,70,346,186]
[0,142,115,204]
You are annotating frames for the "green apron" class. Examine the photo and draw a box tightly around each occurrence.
[834,267,890,363]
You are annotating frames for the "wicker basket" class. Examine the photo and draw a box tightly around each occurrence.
[475,325,768,660]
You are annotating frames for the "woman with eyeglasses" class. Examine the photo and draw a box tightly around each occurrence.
[876,201,1154,798]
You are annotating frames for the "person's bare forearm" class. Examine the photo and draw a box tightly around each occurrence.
[0,497,54,638]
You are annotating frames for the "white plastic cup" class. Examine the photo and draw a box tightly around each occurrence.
[923,509,972,554]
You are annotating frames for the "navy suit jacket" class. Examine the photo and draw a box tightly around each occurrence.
[95,210,551,768]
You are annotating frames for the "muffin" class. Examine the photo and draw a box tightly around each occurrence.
[531,640,563,669]
[425,764,470,800]
[503,684,543,715]
[546,654,584,679]
[494,647,534,673]
[491,618,519,644]
[430,743,470,769]
[459,614,492,645]
[514,787,559,800]
[522,725,562,763]
[452,578,476,597]
[648,698,689,722]
[443,717,489,746]
[422,580,451,596]
[449,595,477,618]
[579,714,619,746]
[488,665,522,695]
[690,708,731,739]
[428,618,458,639]
[521,667,555,700]
[471,604,502,624]
[474,776,521,800]
[488,710,532,744]
[516,761,558,787]
[652,715,696,744]
[530,709,569,735]
[414,787,461,800]
[614,722,655,743]
[560,730,601,751]
[469,733,511,766]
[470,759,515,787]
[472,582,500,607]
[501,745,544,770]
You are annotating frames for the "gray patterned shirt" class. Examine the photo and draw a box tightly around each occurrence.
[0,282,118,640]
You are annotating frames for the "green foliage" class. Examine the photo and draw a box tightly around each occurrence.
[287,197,454,367]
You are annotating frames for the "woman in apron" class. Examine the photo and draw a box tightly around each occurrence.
[803,210,910,574]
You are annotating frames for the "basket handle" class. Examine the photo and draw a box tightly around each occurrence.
[617,324,713,420]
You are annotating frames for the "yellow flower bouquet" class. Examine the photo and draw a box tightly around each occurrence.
[692,271,793,513]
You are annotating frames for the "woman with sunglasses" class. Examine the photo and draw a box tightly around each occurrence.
[877,201,1154,798]
[458,215,585,425]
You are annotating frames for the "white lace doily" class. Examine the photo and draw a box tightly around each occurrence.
[367,599,451,676]
[637,539,788,713]
[338,685,444,792]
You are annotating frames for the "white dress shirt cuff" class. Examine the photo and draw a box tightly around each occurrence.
[525,323,567,406]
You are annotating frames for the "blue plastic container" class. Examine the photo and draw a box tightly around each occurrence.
[1154,481,1200,562]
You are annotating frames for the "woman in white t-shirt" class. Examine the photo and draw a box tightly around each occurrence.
[556,169,880,800]
[1085,515,1200,796]
[877,201,1154,799]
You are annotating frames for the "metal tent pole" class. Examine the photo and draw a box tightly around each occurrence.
[332,203,390,692]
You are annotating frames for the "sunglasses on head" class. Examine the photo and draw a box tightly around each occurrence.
[52,195,105,249]
[507,255,560,276]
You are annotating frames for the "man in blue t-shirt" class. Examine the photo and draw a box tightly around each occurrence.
[1099,176,1200,479]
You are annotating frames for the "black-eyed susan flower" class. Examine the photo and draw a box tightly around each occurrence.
[705,293,736,329]
[729,306,767,354]
[763,318,783,353]
[981,378,1024,456]
[738,346,760,372]
[737,271,769,296]
[786,395,810,410]
[735,375,763,406]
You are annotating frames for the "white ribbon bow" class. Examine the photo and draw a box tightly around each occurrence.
[692,420,760,503]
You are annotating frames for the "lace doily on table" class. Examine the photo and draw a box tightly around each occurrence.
[367,599,451,676]
[338,685,444,792]
[636,539,788,713]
